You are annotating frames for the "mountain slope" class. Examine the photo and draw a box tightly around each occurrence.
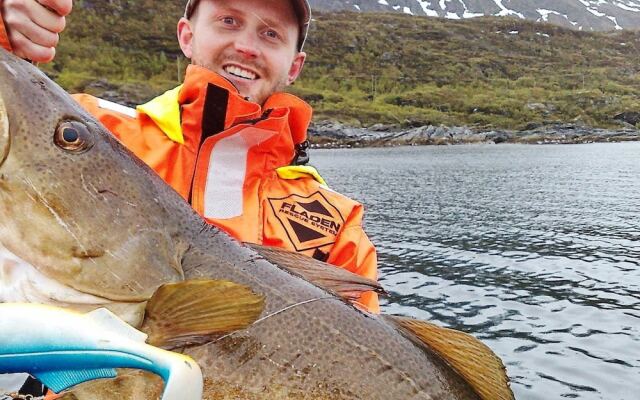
[44,3,640,131]
[310,0,640,30]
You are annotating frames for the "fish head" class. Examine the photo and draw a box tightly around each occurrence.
[0,50,186,304]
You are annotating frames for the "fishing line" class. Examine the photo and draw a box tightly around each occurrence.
[213,296,334,343]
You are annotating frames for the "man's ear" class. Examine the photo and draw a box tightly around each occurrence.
[177,17,194,59]
[287,52,307,85]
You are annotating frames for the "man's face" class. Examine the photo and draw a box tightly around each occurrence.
[178,0,306,105]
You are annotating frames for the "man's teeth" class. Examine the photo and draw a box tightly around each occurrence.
[225,66,257,80]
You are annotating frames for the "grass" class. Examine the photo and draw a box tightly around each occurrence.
[42,2,640,130]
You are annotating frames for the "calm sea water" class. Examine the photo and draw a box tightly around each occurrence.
[312,143,640,400]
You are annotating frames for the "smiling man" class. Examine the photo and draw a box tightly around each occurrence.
[0,0,379,315]
[181,0,308,105]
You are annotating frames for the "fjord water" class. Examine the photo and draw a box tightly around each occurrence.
[312,143,639,400]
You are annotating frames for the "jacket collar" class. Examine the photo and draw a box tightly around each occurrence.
[137,65,312,151]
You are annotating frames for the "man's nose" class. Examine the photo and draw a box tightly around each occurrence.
[233,31,261,58]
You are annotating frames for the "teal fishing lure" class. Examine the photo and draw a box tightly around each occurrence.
[0,303,202,399]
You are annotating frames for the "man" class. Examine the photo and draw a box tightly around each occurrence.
[1,0,380,305]
[1,0,379,304]
[0,0,379,395]
[0,0,379,396]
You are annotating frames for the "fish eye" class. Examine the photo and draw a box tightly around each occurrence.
[54,120,94,153]
[63,127,79,142]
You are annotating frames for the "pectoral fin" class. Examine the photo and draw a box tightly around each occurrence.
[141,280,265,349]
[247,243,385,302]
[384,315,514,400]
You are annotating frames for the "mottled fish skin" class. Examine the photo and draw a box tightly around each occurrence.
[0,50,480,399]
[0,52,187,302]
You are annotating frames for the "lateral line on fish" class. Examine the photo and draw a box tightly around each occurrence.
[278,295,428,397]
[192,244,438,396]
[213,292,429,397]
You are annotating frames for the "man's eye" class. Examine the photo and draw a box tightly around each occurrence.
[222,17,235,24]
[265,30,279,39]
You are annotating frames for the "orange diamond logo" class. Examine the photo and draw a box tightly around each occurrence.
[268,191,345,252]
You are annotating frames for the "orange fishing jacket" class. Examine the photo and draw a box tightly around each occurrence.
[0,19,378,311]
[0,18,377,311]
[0,14,11,52]
[73,65,379,312]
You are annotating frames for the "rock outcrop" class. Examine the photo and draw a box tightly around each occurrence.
[309,122,640,147]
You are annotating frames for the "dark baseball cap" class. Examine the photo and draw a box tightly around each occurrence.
[184,0,311,50]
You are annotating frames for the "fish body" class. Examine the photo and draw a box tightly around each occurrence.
[0,49,512,400]
[0,303,202,400]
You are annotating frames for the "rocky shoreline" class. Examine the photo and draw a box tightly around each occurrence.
[80,84,640,149]
[308,121,640,148]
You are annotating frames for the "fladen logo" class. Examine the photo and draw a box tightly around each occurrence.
[268,192,345,252]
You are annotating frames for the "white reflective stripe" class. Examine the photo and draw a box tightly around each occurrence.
[203,127,276,220]
[97,99,137,119]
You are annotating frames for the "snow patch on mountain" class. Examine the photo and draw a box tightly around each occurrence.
[615,2,640,12]
[537,9,565,22]
[417,1,439,16]
[310,0,640,30]
[493,0,525,18]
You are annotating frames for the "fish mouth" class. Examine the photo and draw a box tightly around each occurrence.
[0,243,147,326]
[0,90,9,169]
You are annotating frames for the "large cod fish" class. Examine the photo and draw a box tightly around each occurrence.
[0,49,513,400]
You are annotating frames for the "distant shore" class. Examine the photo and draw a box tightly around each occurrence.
[308,122,640,148]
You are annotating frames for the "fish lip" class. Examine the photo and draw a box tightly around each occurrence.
[0,242,148,309]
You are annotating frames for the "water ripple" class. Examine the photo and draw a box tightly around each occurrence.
[314,143,640,400]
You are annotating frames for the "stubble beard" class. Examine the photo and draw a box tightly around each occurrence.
[192,52,289,105]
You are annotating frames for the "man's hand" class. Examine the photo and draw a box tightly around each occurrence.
[1,0,72,62]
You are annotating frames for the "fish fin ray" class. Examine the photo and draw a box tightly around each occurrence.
[34,368,117,393]
[247,243,385,302]
[141,279,264,349]
[384,315,514,400]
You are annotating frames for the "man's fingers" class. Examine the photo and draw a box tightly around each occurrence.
[27,0,67,33]
[3,5,61,47]
[2,0,69,35]
[35,0,72,17]
[19,18,59,47]
[10,31,56,62]
[1,0,68,63]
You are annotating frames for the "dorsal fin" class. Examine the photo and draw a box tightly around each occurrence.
[247,243,386,301]
[141,279,264,349]
[384,315,514,400]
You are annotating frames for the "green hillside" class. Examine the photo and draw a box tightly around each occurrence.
[45,1,640,130]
